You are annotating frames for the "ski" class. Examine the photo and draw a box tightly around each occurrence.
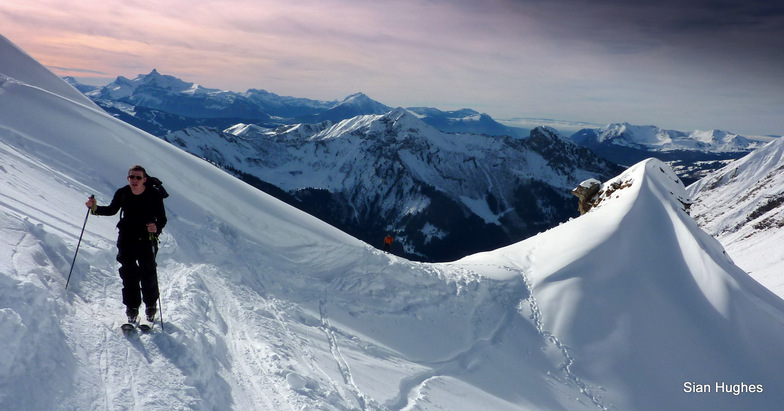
[139,313,156,332]
[121,321,154,334]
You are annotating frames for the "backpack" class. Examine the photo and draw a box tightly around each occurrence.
[145,176,169,199]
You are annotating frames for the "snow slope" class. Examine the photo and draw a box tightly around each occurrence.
[2,34,784,411]
[460,159,784,410]
[688,136,784,297]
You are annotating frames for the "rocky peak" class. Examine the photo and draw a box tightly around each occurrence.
[527,126,571,146]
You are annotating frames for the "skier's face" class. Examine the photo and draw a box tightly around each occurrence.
[127,171,146,189]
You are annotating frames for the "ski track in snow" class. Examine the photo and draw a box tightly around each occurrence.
[493,239,609,410]
[516,264,608,411]
[359,257,611,411]
[319,294,374,410]
[454,249,610,411]
[197,270,300,410]
[386,305,516,411]
[0,155,600,411]
[192,258,389,411]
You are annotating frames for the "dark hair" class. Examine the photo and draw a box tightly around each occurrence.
[129,165,147,177]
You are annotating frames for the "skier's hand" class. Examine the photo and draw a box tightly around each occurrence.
[146,222,157,233]
[85,197,96,209]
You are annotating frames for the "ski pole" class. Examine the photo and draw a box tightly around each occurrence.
[151,234,165,332]
[158,293,165,332]
[66,195,93,289]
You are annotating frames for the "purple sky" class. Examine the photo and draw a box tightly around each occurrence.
[1,0,782,135]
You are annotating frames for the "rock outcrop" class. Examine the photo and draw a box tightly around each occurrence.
[572,178,602,215]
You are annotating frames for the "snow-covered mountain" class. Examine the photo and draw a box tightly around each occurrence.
[241,88,339,118]
[499,117,605,134]
[62,76,100,94]
[407,107,528,138]
[688,136,784,296]
[5,34,784,411]
[293,92,392,124]
[84,72,396,135]
[88,69,275,121]
[164,114,621,261]
[573,123,759,152]
[75,73,529,139]
[572,122,764,184]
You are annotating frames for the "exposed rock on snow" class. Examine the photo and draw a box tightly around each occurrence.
[572,178,601,214]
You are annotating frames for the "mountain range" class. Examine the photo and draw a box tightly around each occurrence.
[164,113,621,261]
[573,123,764,184]
[68,69,775,261]
[71,70,767,160]
[72,71,769,184]
[72,70,525,139]
[4,33,784,410]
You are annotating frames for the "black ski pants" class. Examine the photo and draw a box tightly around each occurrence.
[116,235,159,310]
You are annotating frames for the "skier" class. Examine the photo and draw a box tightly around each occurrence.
[85,165,167,325]
[383,234,394,253]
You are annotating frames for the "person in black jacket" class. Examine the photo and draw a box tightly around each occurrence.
[86,165,167,323]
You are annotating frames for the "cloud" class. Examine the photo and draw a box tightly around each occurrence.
[46,66,109,75]
[1,0,782,134]
[506,0,784,61]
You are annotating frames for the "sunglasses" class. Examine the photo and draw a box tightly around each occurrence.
[127,175,144,180]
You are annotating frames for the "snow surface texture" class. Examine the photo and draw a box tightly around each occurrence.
[688,136,784,298]
[2,34,784,410]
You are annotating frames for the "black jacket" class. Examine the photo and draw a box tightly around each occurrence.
[94,185,167,239]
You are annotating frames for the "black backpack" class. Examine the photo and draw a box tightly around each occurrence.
[145,176,169,199]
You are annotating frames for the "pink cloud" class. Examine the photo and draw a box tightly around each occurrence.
[1,0,782,135]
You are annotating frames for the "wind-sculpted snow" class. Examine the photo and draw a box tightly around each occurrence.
[2,34,784,410]
[460,158,784,410]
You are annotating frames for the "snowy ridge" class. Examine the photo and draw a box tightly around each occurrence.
[689,136,784,233]
[0,37,97,110]
[3,34,784,410]
[688,136,784,296]
[460,158,784,410]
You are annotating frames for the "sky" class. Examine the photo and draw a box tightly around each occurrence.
[1,0,783,136]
